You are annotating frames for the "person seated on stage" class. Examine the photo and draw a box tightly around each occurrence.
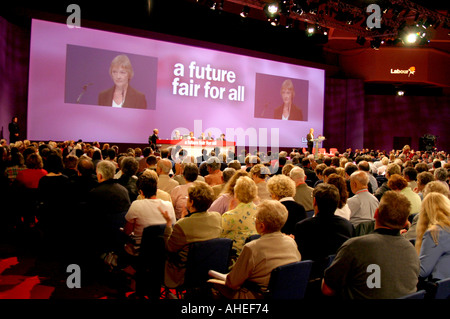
[322,191,420,299]
[172,130,182,140]
[160,181,222,289]
[267,174,307,236]
[156,158,179,194]
[205,156,223,187]
[211,200,301,299]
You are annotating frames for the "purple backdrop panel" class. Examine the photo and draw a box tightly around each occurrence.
[28,19,325,146]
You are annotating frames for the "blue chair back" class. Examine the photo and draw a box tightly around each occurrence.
[184,237,233,288]
[434,277,450,299]
[398,290,426,299]
[268,260,313,299]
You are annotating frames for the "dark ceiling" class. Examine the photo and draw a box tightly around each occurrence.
[2,0,449,67]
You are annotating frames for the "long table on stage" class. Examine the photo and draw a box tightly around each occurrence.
[156,139,236,158]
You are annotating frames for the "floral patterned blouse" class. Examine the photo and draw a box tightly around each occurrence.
[221,202,258,256]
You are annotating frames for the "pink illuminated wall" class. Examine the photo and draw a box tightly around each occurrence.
[27,19,325,147]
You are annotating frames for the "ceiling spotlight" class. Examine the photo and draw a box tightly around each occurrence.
[240,5,250,18]
[265,3,280,16]
[397,90,405,96]
[306,25,315,36]
[406,33,418,44]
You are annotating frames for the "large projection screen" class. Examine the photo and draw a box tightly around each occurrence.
[28,19,324,149]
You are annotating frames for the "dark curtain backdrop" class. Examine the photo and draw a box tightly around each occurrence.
[324,78,449,153]
[1,16,449,153]
[0,16,29,143]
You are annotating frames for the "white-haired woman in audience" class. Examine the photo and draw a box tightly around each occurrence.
[267,174,307,235]
[212,200,301,299]
[415,191,450,293]
[221,176,258,258]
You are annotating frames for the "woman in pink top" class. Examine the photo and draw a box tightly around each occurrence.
[15,153,47,188]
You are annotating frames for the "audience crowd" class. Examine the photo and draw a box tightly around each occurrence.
[0,138,449,300]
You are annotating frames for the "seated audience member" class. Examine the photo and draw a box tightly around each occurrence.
[403,167,418,191]
[173,157,205,185]
[117,156,140,202]
[290,167,314,212]
[294,184,354,277]
[415,162,429,174]
[63,155,79,179]
[87,160,131,259]
[160,181,222,288]
[145,155,158,172]
[322,166,337,184]
[434,167,449,190]
[249,164,271,203]
[374,163,401,201]
[4,151,26,185]
[139,169,172,203]
[347,171,379,227]
[327,173,351,220]
[281,163,295,177]
[209,170,248,215]
[376,156,389,176]
[221,176,258,257]
[402,181,450,240]
[227,160,242,171]
[415,192,450,289]
[156,158,179,194]
[387,174,422,216]
[204,156,223,187]
[137,147,152,173]
[15,153,48,189]
[301,157,318,187]
[267,174,307,236]
[322,191,420,299]
[37,152,70,246]
[170,163,200,219]
[414,171,435,200]
[123,174,176,256]
[344,163,358,198]
[69,156,98,207]
[313,163,327,188]
[212,200,301,299]
[212,167,236,200]
[357,160,377,193]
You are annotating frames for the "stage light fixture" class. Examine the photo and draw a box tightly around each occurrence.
[406,32,418,44]
[240,5,250,18]
[397,90,405,96]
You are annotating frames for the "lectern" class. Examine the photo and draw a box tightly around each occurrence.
[312,136,326,159]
